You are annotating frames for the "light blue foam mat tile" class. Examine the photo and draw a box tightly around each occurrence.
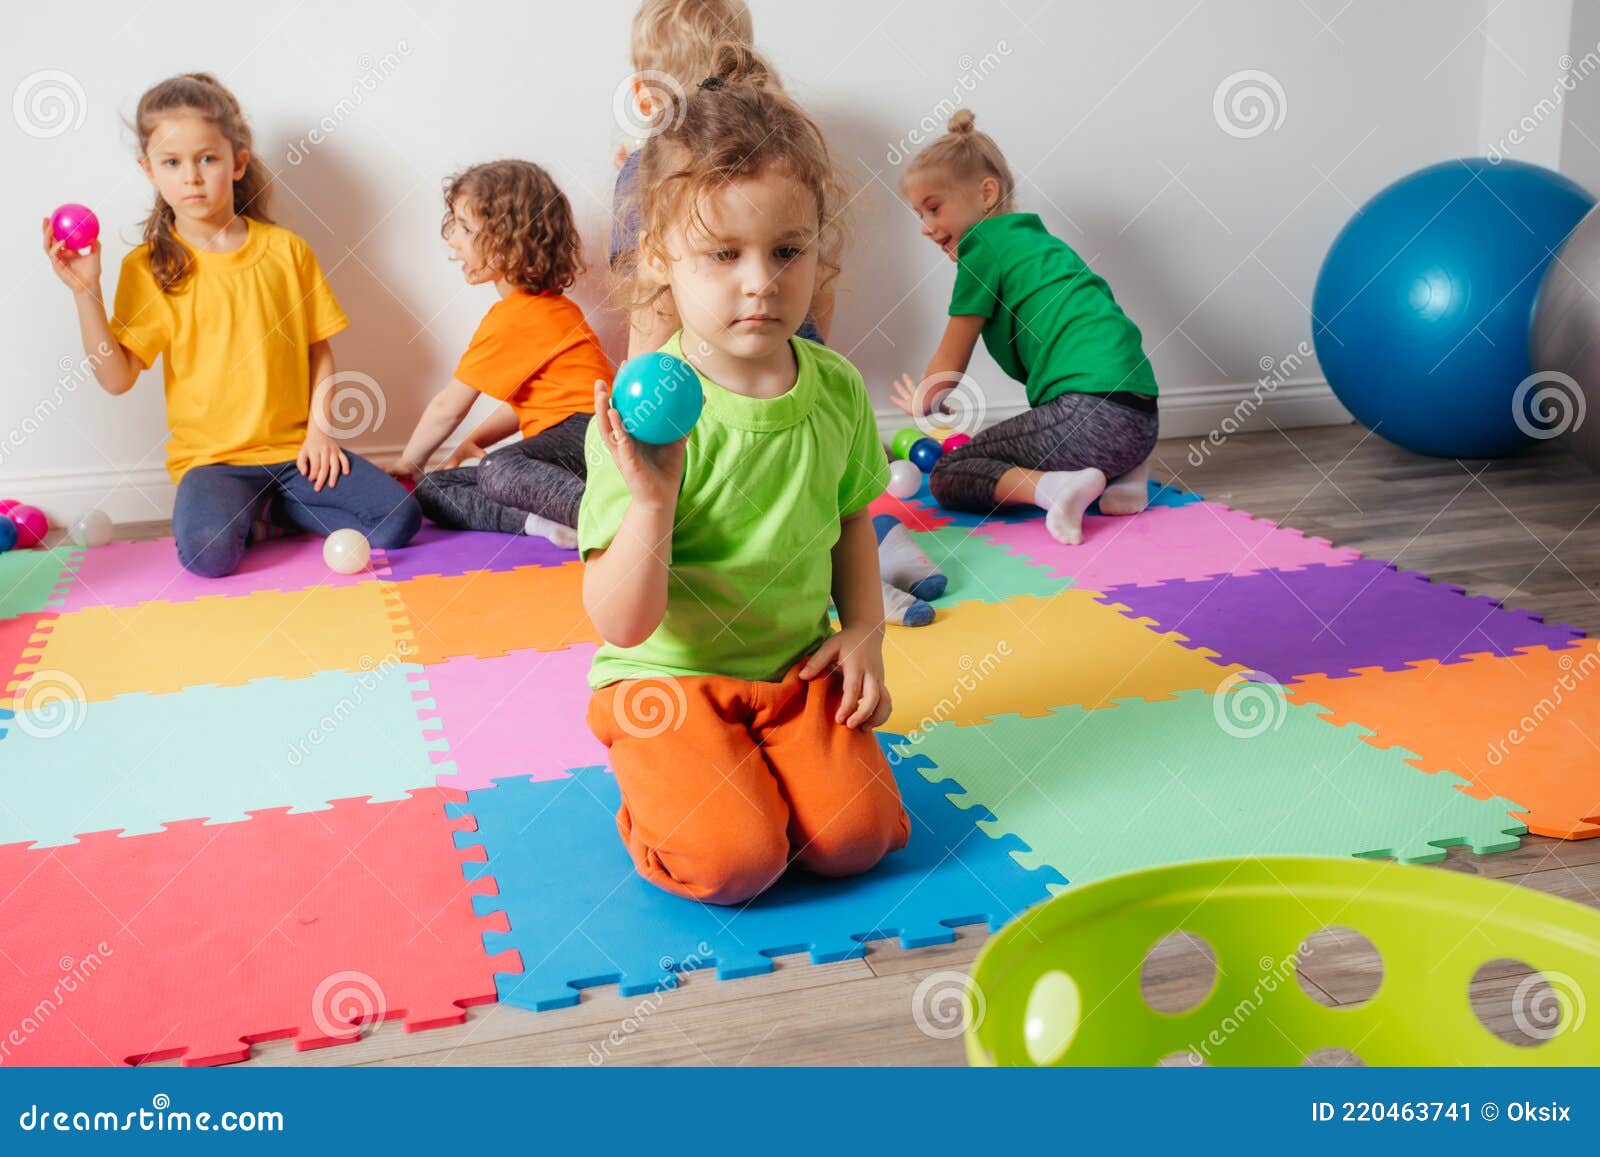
[0,665,451,849]
[447,734,1063,1011]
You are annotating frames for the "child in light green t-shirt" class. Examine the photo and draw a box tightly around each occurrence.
[578,50,909,908]
[894,110,1161,547]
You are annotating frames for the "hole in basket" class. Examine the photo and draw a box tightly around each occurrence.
[1023,970,1080,1065]
[1303,1047,1365,1067]
[1156,1049,1207,1067]
[1140,931,1218,1014]
[1469,959,1578,1047]
[1294,925,1382,1007]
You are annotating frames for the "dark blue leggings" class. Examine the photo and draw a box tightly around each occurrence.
[172,454,421,578]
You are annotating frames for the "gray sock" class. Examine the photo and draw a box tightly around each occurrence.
[882,580,935,628]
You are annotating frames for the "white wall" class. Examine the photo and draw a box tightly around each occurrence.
[0,0,1544,523]
[1477,0,1574,167]
[1560,1,1600,195]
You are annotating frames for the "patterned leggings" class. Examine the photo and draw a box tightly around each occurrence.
[414,412,591,532]
[928,391,1158,512]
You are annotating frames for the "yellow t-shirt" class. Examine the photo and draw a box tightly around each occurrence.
[110,219,350,483]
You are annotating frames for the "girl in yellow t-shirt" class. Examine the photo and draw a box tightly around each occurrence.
[43,72,420,577]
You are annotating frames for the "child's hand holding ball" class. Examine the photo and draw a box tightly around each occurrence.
[42,211,103,297]
[593,378,686,513]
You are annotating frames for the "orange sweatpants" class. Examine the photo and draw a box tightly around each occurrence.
[586,665,910,906]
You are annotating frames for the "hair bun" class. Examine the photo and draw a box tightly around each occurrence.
[707,40,771,89]
[947,109,976,134]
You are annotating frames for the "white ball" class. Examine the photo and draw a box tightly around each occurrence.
[323,528,372,575]
[886,459,922,500]
[69,509,113,548]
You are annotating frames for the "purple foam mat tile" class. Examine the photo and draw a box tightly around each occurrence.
[379,524,576,582]
[1102,558,1584,682]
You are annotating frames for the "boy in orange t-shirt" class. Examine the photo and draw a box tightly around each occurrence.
[391,161,610,546]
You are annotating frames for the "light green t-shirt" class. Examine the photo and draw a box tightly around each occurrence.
[578,333,889,690]
[950,212,1158,406]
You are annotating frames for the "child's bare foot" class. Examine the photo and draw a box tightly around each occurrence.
[1032,468,1107,545]
[1098,460,1151,516]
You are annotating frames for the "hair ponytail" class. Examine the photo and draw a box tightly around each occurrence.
[704,40,771,88]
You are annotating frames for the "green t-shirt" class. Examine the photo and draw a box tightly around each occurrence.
[950,212,1158,406]
[578,333,890,690]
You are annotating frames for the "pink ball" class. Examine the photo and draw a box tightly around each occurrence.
[942,433,972,453]
[50,203,99,251]
[10,505,48,548]
[0,499,18,516]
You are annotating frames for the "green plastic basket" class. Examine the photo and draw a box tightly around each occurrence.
[966,856,1600,1066]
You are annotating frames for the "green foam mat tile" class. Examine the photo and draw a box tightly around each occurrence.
[0,547,80,620]
[908,525,1073,607]
[892,685,1526,890]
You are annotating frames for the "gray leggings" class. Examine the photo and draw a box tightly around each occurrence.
[929,391,1159,512]
[414,412,591,533]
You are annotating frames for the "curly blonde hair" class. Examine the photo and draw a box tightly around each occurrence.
[615,43,844,322]
[441,161,585,295]
[904,109,1016,214]
[134,73,275,292]
[630,0,754,85]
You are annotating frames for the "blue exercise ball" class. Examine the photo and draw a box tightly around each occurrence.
[0,515,15,553]
[611,352,704,445]
[1312,158,1594,457]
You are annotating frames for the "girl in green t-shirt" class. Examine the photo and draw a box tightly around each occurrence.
[893,110,1161,546]
[577,46,909,907]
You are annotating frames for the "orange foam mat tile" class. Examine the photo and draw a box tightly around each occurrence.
[1289,642,1600,840]
[882,589,1246,731]
[389,563,598,665]
[9,581,409,704]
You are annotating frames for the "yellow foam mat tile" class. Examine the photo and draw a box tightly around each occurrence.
[883,590,1246,731]
[12,582,409,704]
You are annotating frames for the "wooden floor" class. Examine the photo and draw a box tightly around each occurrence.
[121,421,1599,1066]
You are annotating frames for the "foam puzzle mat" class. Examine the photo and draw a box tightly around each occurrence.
[0,473,1589,1065]
[450,741,1064,1012]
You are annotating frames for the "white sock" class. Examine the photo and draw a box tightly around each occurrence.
[1031,468,1107,546]
[881,580,935,627]
[1098,460,1151,516]
[874,514,947,600]
[524,512,578,549]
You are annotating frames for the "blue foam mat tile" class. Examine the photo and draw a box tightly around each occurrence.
[446,735,1062,1012]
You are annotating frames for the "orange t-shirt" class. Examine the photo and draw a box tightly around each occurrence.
[454,291,610,437]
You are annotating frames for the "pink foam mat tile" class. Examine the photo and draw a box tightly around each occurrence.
[972,500,1363,589]
[57,535,385,611]
[416,645,605,791]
